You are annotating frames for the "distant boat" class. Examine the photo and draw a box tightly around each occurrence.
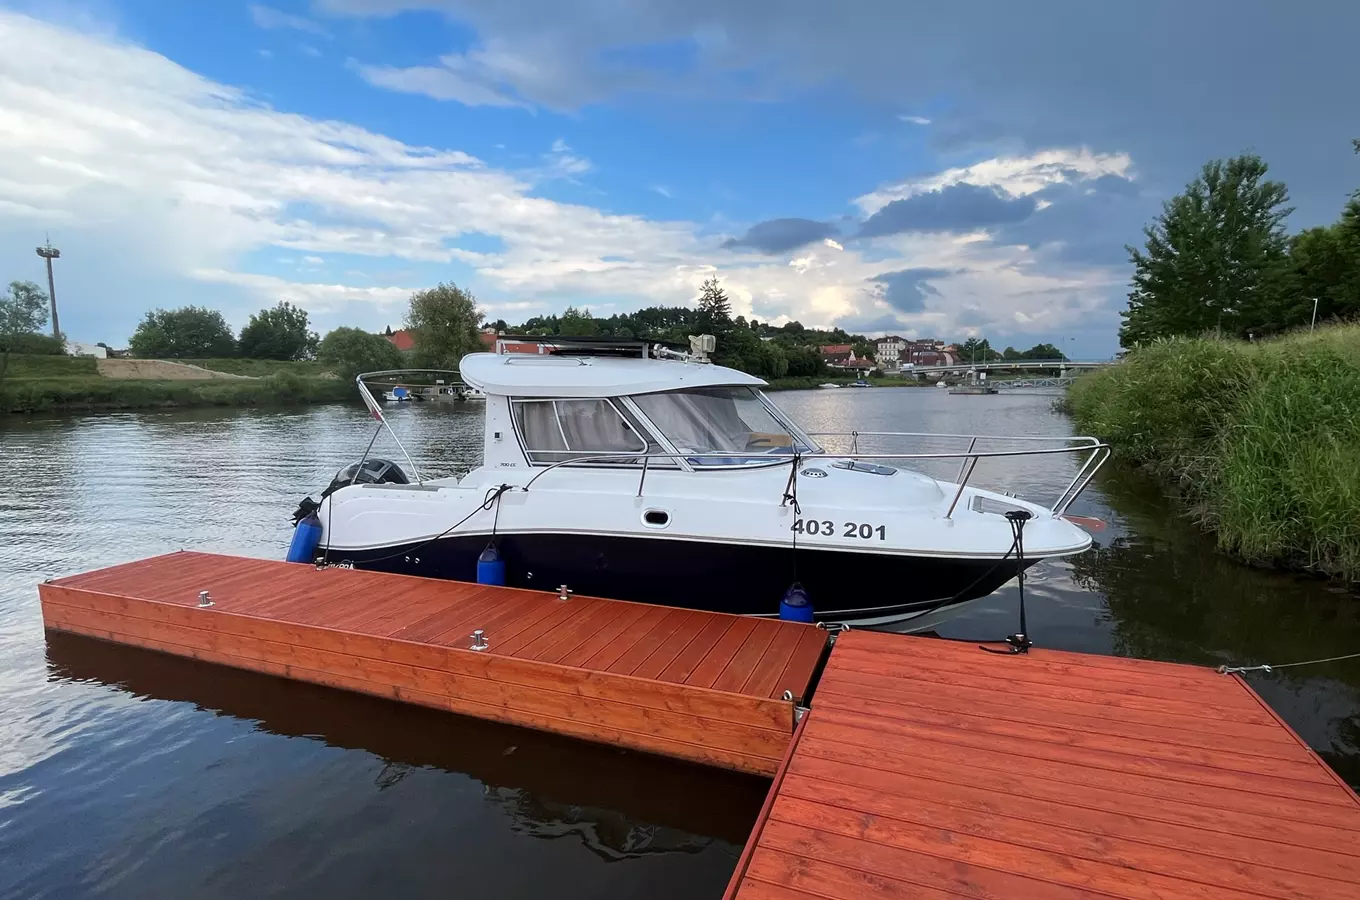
[850,379,872,388]
[949,384,998,395]
[818,383,840,389]
[382,386,415,402]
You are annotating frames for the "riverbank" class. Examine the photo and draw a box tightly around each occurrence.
[1067,324,1360,583]
[1,355,352,414]
[765,373,930,390]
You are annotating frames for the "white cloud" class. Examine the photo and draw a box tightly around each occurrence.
[193,269,413,313]
[0,11,1122,346]
[353,61,528,109]
[302,255,325,265]
[898,115,932,125]
[249,4,332,38]
[539,139,591,178]
[650,185,673,198]
[352,37,622,111]
[298,43,322,59]
[857,147,1132,214]
[823,238,844,251]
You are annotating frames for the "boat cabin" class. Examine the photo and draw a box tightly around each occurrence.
[459,339,819,473]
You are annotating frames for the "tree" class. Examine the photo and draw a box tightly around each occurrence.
[237,302,319,360]
[1,280,50,382]
[696,276,732,333]
[558,306,599,336]
[1290,224,1360,323]
[959,337,998,362]
[318,327,404,380]
[1121,155,1293,347]
[1021,342,1064,360]
[405,282,484,369]
[783,345,827,377]
[129,306,236,358]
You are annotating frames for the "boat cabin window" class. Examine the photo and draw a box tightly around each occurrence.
[513,399,653,465]
[631,387,817,466]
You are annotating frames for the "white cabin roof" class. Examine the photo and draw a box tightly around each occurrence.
[458,352,766,398]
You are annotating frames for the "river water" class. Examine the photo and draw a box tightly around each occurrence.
[2,389,1358,899]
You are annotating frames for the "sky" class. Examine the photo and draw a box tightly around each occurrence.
[1,1,1357,356]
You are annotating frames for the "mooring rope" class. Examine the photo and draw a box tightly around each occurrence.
[336,482,515,567]
[780,450,803,585]
[1218,651,1360,675]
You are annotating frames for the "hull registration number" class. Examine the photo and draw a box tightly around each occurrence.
[791,518,886,541]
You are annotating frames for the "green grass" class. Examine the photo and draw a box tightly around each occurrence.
[2,354,99,377]
[1067,324,1360,581]
[1,366,351,414]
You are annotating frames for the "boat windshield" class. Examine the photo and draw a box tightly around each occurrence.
[631,387,819,466]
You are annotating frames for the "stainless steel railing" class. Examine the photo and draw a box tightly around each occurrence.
[516,438,1109,518]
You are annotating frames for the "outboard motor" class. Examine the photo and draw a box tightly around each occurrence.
[286,459,410,562]
[325,458,410,493]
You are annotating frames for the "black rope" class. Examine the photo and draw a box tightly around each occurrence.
[781,451,803,584]
[979,510,1033,655]
[340,483,515,566]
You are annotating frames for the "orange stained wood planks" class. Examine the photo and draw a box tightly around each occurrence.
[727,629,1360,900]
[39,551,828,776]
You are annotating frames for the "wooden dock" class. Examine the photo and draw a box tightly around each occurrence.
[39,551,827,776]
[726,629,1360,900]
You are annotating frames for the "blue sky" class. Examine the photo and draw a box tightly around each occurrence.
[1,1,1357,356]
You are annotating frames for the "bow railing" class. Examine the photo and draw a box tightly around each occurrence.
[516,436,1110,518]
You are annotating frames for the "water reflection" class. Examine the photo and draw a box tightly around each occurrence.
[44,631,766,853]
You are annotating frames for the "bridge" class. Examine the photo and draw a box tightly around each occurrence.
[901,358,1115,376]
[991,375,1078,390]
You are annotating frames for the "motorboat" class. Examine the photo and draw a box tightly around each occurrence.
[298,337,1108,629]
[817,383,840,389]
[849,379,872,387]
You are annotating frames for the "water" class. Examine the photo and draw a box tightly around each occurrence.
[2,391,1358,897]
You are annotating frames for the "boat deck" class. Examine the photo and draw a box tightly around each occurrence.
[40,551,827,775]
[725,629,1360,900]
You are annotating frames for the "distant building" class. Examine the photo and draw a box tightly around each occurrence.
[64,340,107,359]
[482,330,544,354]
[902,339,958,367]
[873,335,907,372]
[823,346,876,372]
[386,329,416,352]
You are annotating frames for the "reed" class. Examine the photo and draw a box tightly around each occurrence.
[1068,324,1360,582]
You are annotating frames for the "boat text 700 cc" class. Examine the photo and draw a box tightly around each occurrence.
[292,337,1108,629]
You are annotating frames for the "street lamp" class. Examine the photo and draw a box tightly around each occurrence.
[35,239,61,340]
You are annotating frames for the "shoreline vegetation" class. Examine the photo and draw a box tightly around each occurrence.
[1,355,933,413]
[1067,324,1360,584]
[0,356,353,414]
